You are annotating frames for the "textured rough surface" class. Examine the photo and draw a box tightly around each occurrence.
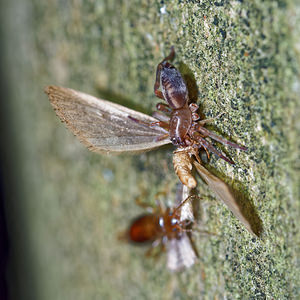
[2,0,299,299]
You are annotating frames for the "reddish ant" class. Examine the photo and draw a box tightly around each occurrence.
[126,184,197,272]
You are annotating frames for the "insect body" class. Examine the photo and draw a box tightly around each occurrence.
[173,151,259,236]
[128,185,197,271]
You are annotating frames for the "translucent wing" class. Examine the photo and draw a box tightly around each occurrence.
[193,161,255,236]
[166,233,196,272]
[45,85,171,154]
[175,184,194,222]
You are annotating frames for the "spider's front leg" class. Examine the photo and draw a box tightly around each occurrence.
[154,64,164,100]
[156,103,172,114]
[152,103,172,124]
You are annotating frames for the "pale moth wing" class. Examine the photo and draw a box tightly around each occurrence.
[45,86,171,154]
[167,184,196,272]
[177,184,194,222]
[193,161,255,236]
[167,232,196,272]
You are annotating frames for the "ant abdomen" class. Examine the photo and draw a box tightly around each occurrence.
[129,214,160,243]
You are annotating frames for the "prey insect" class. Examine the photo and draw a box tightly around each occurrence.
[175,150,256,236]
[126,184,197,272]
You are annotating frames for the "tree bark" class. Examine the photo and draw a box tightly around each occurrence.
[2,0,299,299]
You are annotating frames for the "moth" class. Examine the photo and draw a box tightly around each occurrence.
[45,48,253,234]
[177,150,256,236]
[126,184,197,272]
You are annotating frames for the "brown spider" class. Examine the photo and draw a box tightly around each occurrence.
[130,46,247,165]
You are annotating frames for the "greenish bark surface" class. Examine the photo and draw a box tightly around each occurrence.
[2,0,299,299]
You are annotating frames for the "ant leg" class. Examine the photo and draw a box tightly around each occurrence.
[193,144,210,163]
[197,126,247,151]
[134,185,156,211]
[193,133,235,164]
[193,147,209,164]
[145,240,164,258]
[203,147,210,161]
[135,197,155,211]
[154,194,166,215]
[173,195,198,215]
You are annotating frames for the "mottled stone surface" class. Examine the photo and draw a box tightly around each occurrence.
[2,0,299,299]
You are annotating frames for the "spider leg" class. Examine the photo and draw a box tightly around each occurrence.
[156,103,172,114]
[155,90,164,99]
[197,126,247,151]
[194,146,210,163]
[193,133,235,164]
[203,147,210,161]
[189,103,199,113]
[152,111,171,123]
[154,62,164,100]
[161,46,175,62]
[197,112,225,126]
[150,121,169,130]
